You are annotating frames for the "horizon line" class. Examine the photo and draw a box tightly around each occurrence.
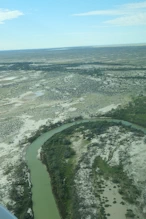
[0,42,146,52]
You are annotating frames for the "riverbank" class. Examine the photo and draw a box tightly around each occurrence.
[5,161,34,219]
[40,120,146,219]
[5,116,146,219]
[25,117,83,219]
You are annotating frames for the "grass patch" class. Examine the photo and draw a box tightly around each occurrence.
[108,95,146,128]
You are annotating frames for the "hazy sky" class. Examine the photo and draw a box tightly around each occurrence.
[0,0,146,50]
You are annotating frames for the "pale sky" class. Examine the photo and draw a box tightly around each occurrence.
[0,0,146,50]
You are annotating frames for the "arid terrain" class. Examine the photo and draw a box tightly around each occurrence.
[0,46,146,218]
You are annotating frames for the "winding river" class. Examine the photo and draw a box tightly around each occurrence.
[26,119,146,219]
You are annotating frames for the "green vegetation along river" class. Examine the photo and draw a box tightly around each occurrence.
[26,118,146,219]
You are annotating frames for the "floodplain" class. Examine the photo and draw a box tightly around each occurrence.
[0,46,146,218]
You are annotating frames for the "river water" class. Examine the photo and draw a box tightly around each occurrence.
[26,119,146,219]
